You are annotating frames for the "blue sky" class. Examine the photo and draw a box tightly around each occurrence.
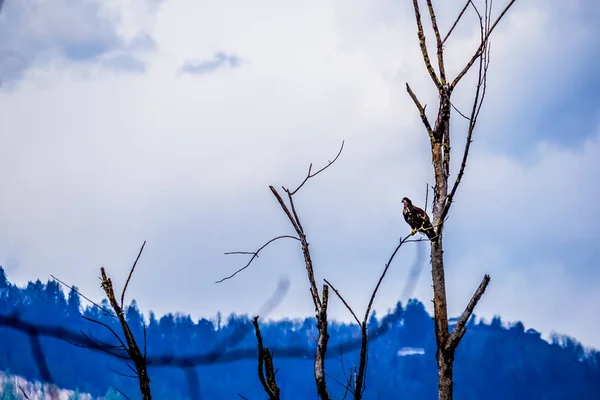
[1,0,599,350]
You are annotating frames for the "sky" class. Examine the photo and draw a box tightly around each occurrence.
[1,0,600,351]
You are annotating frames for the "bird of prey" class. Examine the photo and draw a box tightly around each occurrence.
[402,197,437,240]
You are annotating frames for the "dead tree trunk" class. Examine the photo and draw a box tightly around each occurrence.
[407,1,517,399]
[219,143,345,400]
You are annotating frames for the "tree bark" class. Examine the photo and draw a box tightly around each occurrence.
[430,92,453,400]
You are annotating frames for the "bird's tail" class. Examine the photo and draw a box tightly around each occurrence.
[422,220,437,241]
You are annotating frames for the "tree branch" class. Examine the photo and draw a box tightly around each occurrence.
[323,280,360,326]
[408,2,517,399]
[19,386,31,400]
[270,186,322,312]
[315,285,331,400]
[451,0,517,88]
[81,315,129,353]
[101,266,152,400]
[441,1,491,222]
[425,0,447,85]
[115,387,133,400]
[442,1,471,44]
[50,274,114,317]
[445,274,490,351]
[289,141,345,195]
[325,232,416,399]
[234,143,343,399]
[406,83,435,140]
[252,316,280,400]
[412,0,442,90]
[217,235,300,283]
[121,240,146,309]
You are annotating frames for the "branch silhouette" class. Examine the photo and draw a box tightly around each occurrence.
[0,214,427,400]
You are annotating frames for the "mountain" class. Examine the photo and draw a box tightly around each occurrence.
[0,266,598,399]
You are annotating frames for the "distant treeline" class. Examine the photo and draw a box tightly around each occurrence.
[0,267,598,399]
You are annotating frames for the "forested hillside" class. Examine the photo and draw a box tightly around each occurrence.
[0,267,597,399]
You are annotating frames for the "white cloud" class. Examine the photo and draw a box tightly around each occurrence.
[0,0,160,85]
[1,0,599,351]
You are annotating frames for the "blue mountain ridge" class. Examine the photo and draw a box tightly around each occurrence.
[0,266,598,400]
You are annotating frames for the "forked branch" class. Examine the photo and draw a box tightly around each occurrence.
[100,246,151,400]
[222,142,344,400]
[253,316,280,400]
[217,235,300,283]
[289,141,345,195]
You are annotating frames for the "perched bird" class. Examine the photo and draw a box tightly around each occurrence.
[402,197,437,240]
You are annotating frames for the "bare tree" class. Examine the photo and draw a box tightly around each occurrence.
[220,142,345,399]
[406,1,517,399]
[219,141,431,399]
[5,260,415,399]
[97,241,152,400]
[0,5,520,400]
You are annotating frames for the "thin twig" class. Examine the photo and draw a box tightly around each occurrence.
[116,387,133,400]
[77,332,130,359]
[452,0,517,88]
[19,386,31,399]
[323,279,360,326]
[406,83,434,139]
[121,240,146,309]
[81,316,129,352]
[217,235,300,283]
[412,0,442,90]
[338,345,354,400]
[50,274,114,317]
[450,102,471,120]
[365,233,414,323]
[289,141,345,195]
[425,0,447,85]
[441,1,491,222]
[109,365,139,379]
[442,1,471,44]
[352,233,414,398]
[324,371,355,397]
